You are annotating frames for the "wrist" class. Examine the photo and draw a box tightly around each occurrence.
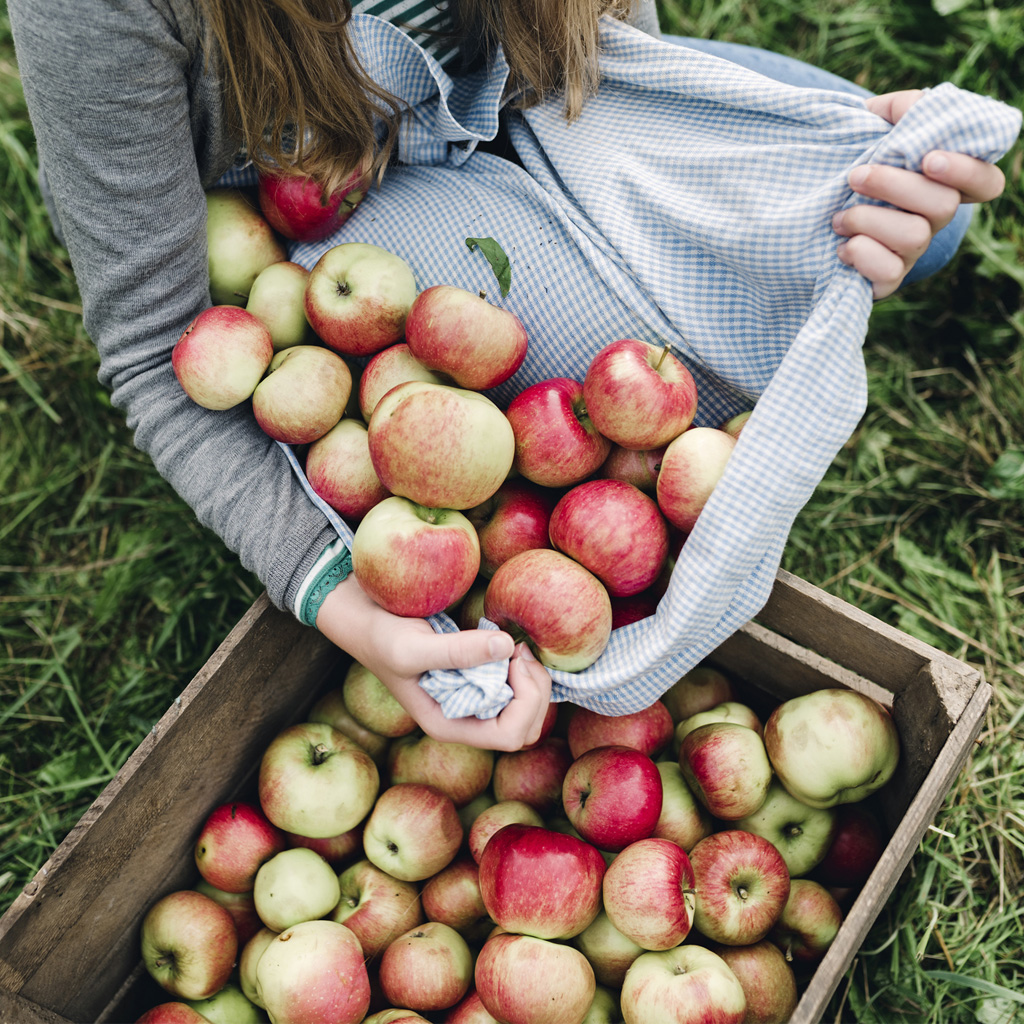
[294,538,353,627]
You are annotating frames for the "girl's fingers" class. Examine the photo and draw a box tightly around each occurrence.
[832,205,932,262]
[865,89,924,125]
[837,233,907,300]
[847,164,962,234]
[922,150,1006,204]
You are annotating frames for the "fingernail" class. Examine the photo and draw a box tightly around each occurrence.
[848,166,870,189]
[836,242,852,265]
[488,635,512,660]
[924,152,949,176]
[832,210,846,232]
[516,642,537,662]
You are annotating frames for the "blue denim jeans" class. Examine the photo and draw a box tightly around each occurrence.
[666,36,974,286]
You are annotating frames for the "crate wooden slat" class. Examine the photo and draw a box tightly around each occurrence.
[0,572,988,1024]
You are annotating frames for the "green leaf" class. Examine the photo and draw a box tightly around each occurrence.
[983,450,1024,499]
[932,0,975,15]
[465,236,512,298]
[923,971,1024,1005]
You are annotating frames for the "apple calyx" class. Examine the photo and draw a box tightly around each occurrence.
[153,953,176,970]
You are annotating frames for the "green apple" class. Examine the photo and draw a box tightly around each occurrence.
[185,982,264,1024]
[246,260,315,349]
[252,846,341,932]
[205,188,285,305]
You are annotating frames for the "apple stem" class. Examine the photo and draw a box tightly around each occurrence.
[311,742,331,766]
[478,289,487,300]
[654,344,671,373]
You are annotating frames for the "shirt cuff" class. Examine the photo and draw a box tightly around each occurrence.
[293,537,353,628]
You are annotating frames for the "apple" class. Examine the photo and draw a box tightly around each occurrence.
[193,801,286,894]
[721,409,753,438]
[255,919,369,1024]
[286,826,362,870]
[620,945,746,1024]
[193,880,262,947]
[548,479,669,598]
[567,701,674,760]
[674,700,763,752]
[468,800,545,863]
[257,721,380,838]
[363,782,464,881]
[359,342,448,418]
[491,736,574,816]
[478,823,605,939]
[582,986,620,1024]
[690,830,791,945]
[610,590,660,628]
[813,803,886,888]
[367,381,515,510]
[307,686,390,766]
[660,665,735,723]
[257,165,367,243]
[342,660,417,738]
[329,857,423,959]
[136,1004,210,1024]
[734,778,837,878]
[205,188,285,306]
[405,284,529,390]
[366,1013,430,1024]
[171,305,273,410]
[475,933,596,1024]
[458,791,497,833]
[455,577,490,631]
[484,548,612,672]
[656,427,737,533]
[252,846,341,932]
[351,497,481,617]
[651,760,714,852]
[710,940,798,1024]
[679,721,773,821]
[602,837,696,950]
[562,745,663,852]
[238,926,277,1009]
[466,477,559,578]
[506,377,612,488]
[305,418,391,520]
[599,442,666,494]
[387,734,494,808]
[583,338,698,450]
[763,688,901,808]
[770,878,843,964]
[421,855,490,938]
[572,909,645,988]
[140,889,237,1000]
[185,982,263,1024]
[246,260,315,349]
[305,241,417,356]
[445,989,502,1023]
[379,921,474,1012]
[251,343,352,444]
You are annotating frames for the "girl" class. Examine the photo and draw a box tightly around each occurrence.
[8,1,1007,749]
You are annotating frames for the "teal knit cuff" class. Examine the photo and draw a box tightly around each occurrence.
[297,544,353,628]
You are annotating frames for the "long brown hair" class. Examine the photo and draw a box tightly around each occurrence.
[199,0,632,192]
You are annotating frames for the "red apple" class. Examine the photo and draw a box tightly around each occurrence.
[405,284,529,390]
[193,879,263,947]
[548,479,669,597]
[445,989,502,1023]
[359,341,449,420]
[478,823,605,939]
[599,442,666,494]
[656,427,737,533]
[610,590,660,629]
[136,1004,209,1024]
[567,701,674,760]
[484,549,612,672]
[421,856,490,939]
[363,782,463,881]
[367,381,515,510]
[770,878,843,964]
[351,497,481,618]
[258,721,380,838]
[620,945,746,1024]
[467,477,559,578]
[304,241,417,357]
[582,338,698,450]
[194,801,286,894]
[387,734,494,809]
[286,826,363,869]
[679,721,773,821]
[562,745,663,852]
[257,166,367,243]
[171,305,273,410]
[330,858,424,959]
[255,919,369,1024]
[710,940,798,1024]
[475,933,596,1024]
[468,800,545,863]
[379,921,474,1012]
[491,736,574,816]
[690,830,791,946]
[140,890,237,1000]
[505,377,612,488]
[205,188,285,306]
[305,418,391,519]
[812,803,886,888]
[602,837,696,950]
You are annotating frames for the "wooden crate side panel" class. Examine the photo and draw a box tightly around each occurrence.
[0,596,342,1023]
[789,681,992,1024]
[0,988,73,1024]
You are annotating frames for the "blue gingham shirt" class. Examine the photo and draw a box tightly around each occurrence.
[227,14,1021,719]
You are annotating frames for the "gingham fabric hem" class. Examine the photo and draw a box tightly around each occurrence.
[223,14,1020,719]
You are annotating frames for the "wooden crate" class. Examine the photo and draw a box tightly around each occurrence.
[0,569,989,1024]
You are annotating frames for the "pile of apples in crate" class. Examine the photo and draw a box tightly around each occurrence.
[172,182,753,667]
[135,661,899,1024]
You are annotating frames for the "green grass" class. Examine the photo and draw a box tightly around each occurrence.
[2,1,1022,1021]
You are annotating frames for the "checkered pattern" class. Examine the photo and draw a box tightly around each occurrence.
[225,14,1020,718]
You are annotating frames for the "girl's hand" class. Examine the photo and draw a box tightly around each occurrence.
[316,574,553,751]
[833,89,1007,299]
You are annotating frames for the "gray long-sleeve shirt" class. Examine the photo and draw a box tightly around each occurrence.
[9,0,659,612]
